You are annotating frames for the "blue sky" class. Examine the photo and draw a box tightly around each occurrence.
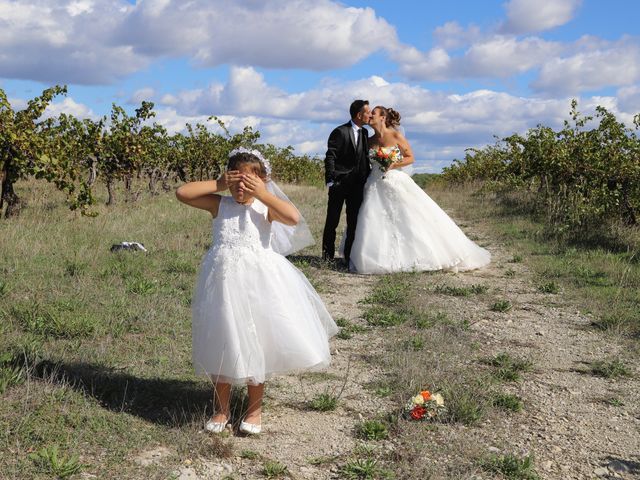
[2,0,639,172]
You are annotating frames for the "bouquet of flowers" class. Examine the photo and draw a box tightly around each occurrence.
[405,389,445,420]
[371,145,402,171]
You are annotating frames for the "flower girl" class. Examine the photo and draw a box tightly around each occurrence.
[176,149,337,434]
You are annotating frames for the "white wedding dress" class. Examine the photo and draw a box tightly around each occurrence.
[348,146,491,274]
[192,196,338,385]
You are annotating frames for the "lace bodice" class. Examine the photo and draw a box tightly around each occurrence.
[210,196,272,252]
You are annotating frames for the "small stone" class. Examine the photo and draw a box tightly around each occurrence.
[542,460,553,471]
[608,460,631,473]
[134,447,172,467]
[176,467,199,480]
[488,446,500,454]
[594,467,609,476]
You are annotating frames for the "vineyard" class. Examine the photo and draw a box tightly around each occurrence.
[442,100,640,242]
[0,86,323,219]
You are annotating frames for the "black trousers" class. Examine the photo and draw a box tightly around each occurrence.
[322,177,365,263]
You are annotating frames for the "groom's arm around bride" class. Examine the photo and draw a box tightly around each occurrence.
[321,100,371,266]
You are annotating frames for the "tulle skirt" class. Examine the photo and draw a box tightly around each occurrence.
[349,168,491,274]
[192,246,338,385]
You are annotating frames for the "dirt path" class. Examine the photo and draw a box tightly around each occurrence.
[157,213,638,480]
[459,223,640,480]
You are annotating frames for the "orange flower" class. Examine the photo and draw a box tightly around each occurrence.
[420,390,431,401]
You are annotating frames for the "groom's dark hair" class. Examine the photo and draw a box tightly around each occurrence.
[349,100,369,119]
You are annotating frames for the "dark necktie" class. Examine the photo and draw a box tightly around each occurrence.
[356,128,362,151]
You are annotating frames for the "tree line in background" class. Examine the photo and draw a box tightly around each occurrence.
[442,100,640,239]
[0,86,324,218]
[3,86,640,242]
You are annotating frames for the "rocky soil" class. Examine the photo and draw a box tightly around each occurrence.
[133,212,639,480]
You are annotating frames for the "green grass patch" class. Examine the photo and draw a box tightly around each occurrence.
[362,306,408,327]
[480,453,539,479]
[240,449,260,460]
[262,460,289,478]
[361,274,411,306]
[354,420,388,441]
[125,275,157,295]
[10,302,98,339]
[434,283,488,296]
[603,397,625,407]
[0,351,26,394]
[490,299,513,313]
[335,318,367,339]
[340,458,392,479]
[492,393,524,412]
[63,259,88,277]
[589,358,631,378]
[442,384,488,425]
[29,444,83,479]
[413,310,449,329]
[308,393,338,412]
[484,353,532,382]
[538,281,560,294]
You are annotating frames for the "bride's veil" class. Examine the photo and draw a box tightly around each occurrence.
[266,181,315,256]
[394,125,414,176]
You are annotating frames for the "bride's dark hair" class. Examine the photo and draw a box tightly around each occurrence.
[375,106,401,128]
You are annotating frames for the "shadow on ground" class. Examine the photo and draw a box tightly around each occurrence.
[32,360,211,426]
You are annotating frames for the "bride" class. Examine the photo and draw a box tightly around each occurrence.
[347,105,491,274]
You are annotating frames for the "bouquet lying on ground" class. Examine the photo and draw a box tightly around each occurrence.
[371,145,402,171]
[405,389,445,420]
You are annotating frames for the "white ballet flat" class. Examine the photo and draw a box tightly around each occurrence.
[239,420,261,435]
[205,418,229,433]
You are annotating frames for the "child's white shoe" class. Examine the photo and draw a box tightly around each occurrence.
[205,418,229,433]
[239,420,261,435]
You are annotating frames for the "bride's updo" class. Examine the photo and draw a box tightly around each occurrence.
[375,106,401,128]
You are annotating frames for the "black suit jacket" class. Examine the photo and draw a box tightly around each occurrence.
[324,122,371,185]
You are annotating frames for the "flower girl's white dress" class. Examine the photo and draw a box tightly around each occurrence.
[192,196,338,385]
[348,146,491,274]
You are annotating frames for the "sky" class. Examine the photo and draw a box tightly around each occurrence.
[1,0,640,172]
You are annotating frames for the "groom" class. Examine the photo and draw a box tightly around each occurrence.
[322,99,372,267]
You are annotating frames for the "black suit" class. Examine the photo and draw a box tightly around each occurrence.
[322,121,371,264]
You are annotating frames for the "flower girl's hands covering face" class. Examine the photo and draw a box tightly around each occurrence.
[224,170,242,188]
[241,173,267,199]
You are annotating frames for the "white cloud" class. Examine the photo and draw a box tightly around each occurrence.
[35,69,638,172]
[397,35,563,81]
[0,0,143,84]
[151,69,604,170]
[0,0,397,84]
[500,0,582,34]
[433,21,482,50]
[43,96,96,119]
[128,87,156,105]
[532,37,640,94]
[617,85,640,114]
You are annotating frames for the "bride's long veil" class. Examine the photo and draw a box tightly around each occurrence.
[266,181,315,256]
[395,125,414,176]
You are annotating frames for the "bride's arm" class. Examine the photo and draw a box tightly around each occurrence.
[389,131,414,169]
